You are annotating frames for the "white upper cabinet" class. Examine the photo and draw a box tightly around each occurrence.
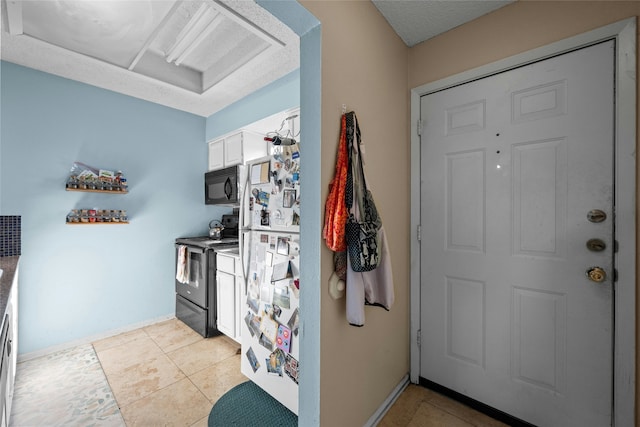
[208,139,225,171]
[208,130,267,171]
[224,132,243,166]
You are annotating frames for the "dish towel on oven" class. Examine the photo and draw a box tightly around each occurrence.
[176,245,189,284]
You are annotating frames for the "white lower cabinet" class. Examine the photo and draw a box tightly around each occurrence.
[216,270,236,338]
[216,252,242,343]
[0,266,17,427]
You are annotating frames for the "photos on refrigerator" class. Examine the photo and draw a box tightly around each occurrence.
[245,312,261,337]
[260,284,271,303]
[247,291,259,314]
[260,316,279,344]
[273,284,290,309]
[277,237,289,255]
[246,347,260,373]
[259,332,274,351]
[287,308,300,336]
[284,354,299,384]
[267,348,286,377]
[276,324,292,353]
[271,261,291,282]
[283,189,296,208]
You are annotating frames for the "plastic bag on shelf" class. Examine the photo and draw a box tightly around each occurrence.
[69,161,99,178]
[67,161,127,191]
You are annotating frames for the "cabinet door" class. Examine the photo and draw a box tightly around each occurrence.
[208,139,225,171]
[217,253,236,274]
[224,133,243,166]
[216,271,236,338]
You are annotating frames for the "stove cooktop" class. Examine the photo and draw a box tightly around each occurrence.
[175,236,239,248]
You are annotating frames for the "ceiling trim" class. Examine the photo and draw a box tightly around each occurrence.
[128,1,182,71]
[5,0,21,35]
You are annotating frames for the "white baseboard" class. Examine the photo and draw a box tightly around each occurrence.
[365,374,410,427]
[18,313,176,363]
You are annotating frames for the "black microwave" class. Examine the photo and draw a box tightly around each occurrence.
[205,166,240,205]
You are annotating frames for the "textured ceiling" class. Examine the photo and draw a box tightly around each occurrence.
[372,0,515,47]
[1,1,516,118]
[1,0,299,117]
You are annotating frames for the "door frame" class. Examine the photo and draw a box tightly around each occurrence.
[409,18,636,426]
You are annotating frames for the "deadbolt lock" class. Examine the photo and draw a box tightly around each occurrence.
[587,209,607,223]
[586,266,606,283]
[586,238,606,252]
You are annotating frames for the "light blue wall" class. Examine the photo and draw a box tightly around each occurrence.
[208,2,322,423]
[0,3,324,423]
[0,61,231,354]
[205,69,300,140]
[256,2,322,425]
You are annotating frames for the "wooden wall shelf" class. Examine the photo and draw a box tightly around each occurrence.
[66,188,128,194]
[66,222,129,225]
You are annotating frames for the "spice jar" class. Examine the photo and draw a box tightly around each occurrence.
[67,209,79,223]
[67,175,78,189]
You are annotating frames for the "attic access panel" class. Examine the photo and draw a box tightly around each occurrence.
[20,1,173,67]
[11,0,285,94]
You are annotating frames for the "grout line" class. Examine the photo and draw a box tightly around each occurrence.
[185,375,214,405]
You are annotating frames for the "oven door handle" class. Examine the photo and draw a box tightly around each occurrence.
[175,244,206,254]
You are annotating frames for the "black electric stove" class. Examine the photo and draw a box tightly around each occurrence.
[174,217,239,337]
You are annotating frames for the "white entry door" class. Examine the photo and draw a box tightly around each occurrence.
[419,41,614,426]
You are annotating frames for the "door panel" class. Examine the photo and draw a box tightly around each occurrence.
[446,150,485,252]
[419,41,614,426]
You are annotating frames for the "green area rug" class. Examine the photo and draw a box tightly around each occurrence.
[208,381,297,426]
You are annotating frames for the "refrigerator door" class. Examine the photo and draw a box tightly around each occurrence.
[245,146,301,233]
[240,230,300,415]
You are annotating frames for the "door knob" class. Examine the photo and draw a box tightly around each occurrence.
[586,266,606,283]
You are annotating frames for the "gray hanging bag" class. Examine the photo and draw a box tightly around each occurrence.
[344,112,382,272]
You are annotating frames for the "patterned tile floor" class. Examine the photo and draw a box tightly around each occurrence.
[10,318,245,427]
[10,318,502,426]
[10,343,124,426]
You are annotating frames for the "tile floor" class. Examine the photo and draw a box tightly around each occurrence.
[378,385,507,427]
[11,318,246,427]
[10,343,123,426]
[10,318,503,427]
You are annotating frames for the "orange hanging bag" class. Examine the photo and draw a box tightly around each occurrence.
[323,114,349,252]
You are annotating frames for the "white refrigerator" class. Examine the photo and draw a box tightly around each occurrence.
[239,144,301,414]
